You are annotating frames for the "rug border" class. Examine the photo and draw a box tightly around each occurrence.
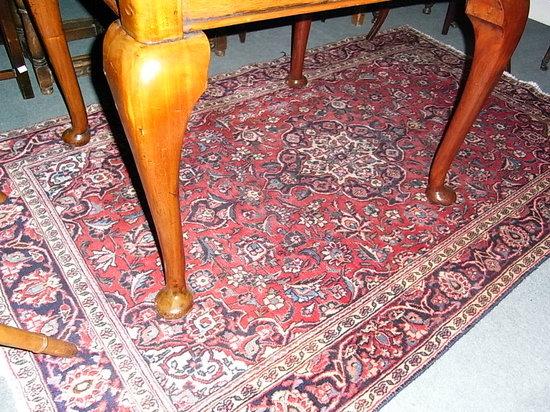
[369,252,549,412]
[1,25,549,411]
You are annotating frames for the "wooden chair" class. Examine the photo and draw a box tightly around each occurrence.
[350,8,390,38]
[0,0,80,358]
[11,0,108,95]
[0,0,33,99]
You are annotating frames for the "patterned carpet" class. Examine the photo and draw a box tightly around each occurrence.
[0,27,548,411]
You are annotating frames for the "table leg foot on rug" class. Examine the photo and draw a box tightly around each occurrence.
[25,0,90,147]
[426,185,457,206]
[288,8,389,88]
[155,287,194,319]
[287,18,311,88]
[426,0,529,206]
[0,324,78,357]
[103,17,210,319]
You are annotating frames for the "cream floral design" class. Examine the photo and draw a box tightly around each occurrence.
[54,365,114,409]
[300,131,382,185]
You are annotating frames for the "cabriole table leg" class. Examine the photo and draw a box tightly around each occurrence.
[103,6,210,319]
[426,0,529,205]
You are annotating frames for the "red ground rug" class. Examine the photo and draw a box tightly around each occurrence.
[0,26,549,411]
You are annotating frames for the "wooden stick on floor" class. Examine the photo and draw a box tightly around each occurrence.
[0,324,78,357]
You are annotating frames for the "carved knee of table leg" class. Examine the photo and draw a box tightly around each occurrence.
[104,22,210,319]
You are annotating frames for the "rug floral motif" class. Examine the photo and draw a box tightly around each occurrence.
[0,27,548,411]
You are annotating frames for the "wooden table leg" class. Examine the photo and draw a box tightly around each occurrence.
[288,8,388,89]
[103,3,210,319]
[24,0,90,146]
[426,0,529,205]
[287,17,311,88]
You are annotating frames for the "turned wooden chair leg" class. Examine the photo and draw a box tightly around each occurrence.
[426,0,528,205]
[103,16,210,319]
[287,17,311,88]
[24,0,90,146]
[0,324,77,357]
[14,0,54,95]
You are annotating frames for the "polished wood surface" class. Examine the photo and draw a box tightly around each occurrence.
[0,323,78,357]
[183,0,387,31]
[25,0,90,146]
[103,13,210,318]
[25,0,529,319]
[288,17,312,88]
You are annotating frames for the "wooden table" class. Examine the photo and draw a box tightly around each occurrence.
[24,0,529,319]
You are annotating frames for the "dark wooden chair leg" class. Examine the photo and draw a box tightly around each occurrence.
[288,8,388,88]
[442,0,461,35]
[287,17,311,88]
[426,0,528,205]
[0,0,34,99]
[541,46,550,71]
[238,32,246,43]
[365,9,390,41]
[24,0,90,146]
